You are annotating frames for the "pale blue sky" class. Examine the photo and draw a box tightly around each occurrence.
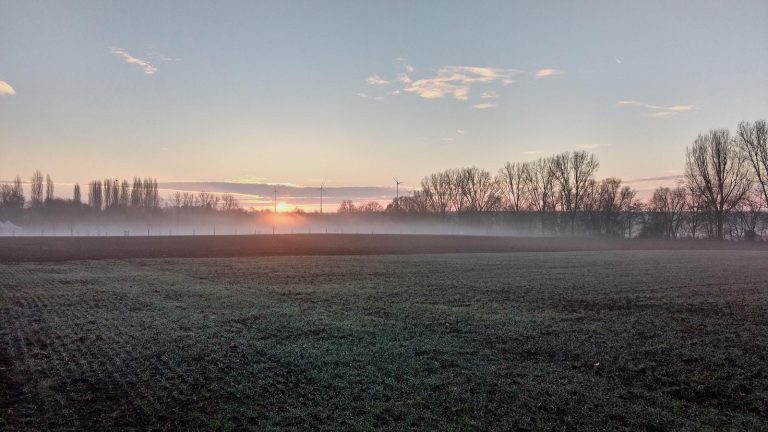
[1,0,767,190]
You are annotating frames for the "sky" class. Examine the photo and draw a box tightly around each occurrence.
[1,0,767,209]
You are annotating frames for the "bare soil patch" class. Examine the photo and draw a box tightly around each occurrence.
[1,234,767,262]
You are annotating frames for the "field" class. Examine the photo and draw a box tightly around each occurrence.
[2,238,768,430]
[1,234,768,261]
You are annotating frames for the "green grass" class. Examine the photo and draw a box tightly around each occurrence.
[2,251,768,430]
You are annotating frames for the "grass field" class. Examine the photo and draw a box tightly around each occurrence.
[2,249,768,430]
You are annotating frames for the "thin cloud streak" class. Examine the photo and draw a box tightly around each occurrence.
[404,66,520,101]
[617,100,695,117]
[535,68,562,78]
[0,81,16,96]
[472,102,497,110]
[624,175,685,183]
[109,47,157,75]
[366,74,390,85]
[395,57,414,73]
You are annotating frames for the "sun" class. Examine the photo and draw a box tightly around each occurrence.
[276,202,290,213]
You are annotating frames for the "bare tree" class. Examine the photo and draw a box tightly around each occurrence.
[13,176,25,207]
[445,168,467,212]
[0,184,11,207]
[737,120,768,208]
[73,183,81,204]
[525,157,556,213]
[1,176,26,208]
[181,192,196,207]
[88,180,103,210]
[197,191,218,209]
[358,201,383,212]
[337,200,356,213]
[523,157,557,233]
[685,129,752,239]
[143,178,159,209]
[103,178,118,209]
[649,186,688,239]
[498,161,529,211]
[685,191,706,239]
[131,177,143,207]
[459,167,501,212]
[169,192,183,208]
[597,178,625,236]
[119,180,130,207]
[420,172,452,214]
[731,188,764,240]
[409,191,431,213]
[552,151,599,234]
[30,170,44,207]
[45,174,54,203]
[220,193,240,211]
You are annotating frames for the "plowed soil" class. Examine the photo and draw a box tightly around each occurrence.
[2,250,768,430]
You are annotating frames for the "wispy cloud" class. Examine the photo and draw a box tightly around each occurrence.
[0,81,16,96]
[404,66,520,101]
[624,174,684,184]
[456,129,465,135]
[395,57,414,73]
[366,74,390,86]
[618,100,694,111]
[109,47,157,75]
[523,150,543,155]
[617,100,695,117]
[472,102,497,110]
[363,60,572,108]
[575,143,606,149]
[229,177,269,184]
[535,68,562,78]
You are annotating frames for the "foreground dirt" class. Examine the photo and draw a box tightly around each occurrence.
[1,251,768,430]
[1,234,767,262]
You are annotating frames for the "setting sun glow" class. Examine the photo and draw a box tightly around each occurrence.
[275,202,290,213]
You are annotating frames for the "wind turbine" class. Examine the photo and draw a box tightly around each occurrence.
[393,177,403,211]
[320,181,325,214]
[273,186,278,213]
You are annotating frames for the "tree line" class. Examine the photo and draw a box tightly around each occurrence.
[342,119,767,240]
[0,173,241,213]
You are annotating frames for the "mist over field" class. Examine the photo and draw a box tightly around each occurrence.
[0,213,602,238]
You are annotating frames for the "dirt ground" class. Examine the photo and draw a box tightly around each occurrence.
[2,250,768,430]
[1,233,767,262]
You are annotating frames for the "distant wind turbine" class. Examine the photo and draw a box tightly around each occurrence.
[320,181,325,214]
[273,186,278,213]
[393,177,403,211]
